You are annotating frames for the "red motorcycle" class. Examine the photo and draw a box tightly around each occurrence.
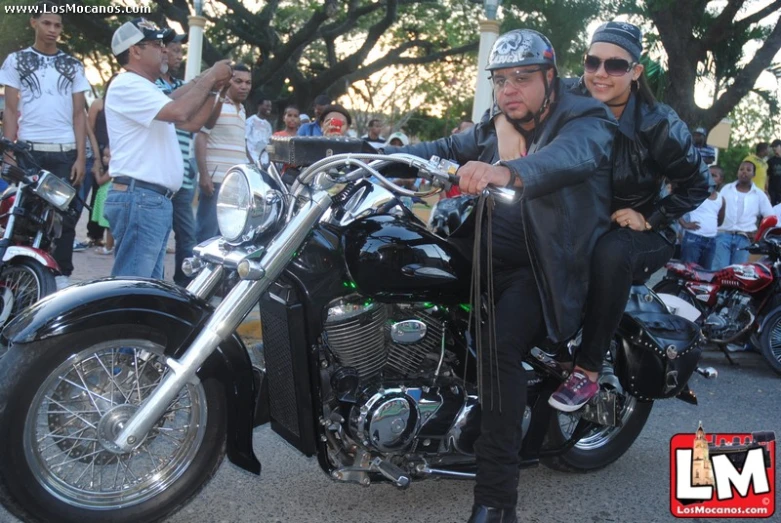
[653,216,781,375]
[0,139,77,327]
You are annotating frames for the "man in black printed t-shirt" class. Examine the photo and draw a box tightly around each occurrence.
[0,1,90,289]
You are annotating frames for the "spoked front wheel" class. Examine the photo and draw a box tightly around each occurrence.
[0,326,227,523]
[0,259,57,326]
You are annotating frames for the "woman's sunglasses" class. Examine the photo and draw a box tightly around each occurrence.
[584,55,636,76]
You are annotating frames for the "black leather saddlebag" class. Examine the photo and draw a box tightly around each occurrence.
[615,311,703,401]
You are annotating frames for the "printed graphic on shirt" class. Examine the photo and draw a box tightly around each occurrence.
[13,49,83,103]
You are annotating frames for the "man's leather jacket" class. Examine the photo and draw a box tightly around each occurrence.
[570,78,710,230]
[389,78,617,343]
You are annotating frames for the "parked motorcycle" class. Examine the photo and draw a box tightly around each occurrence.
[654,216,781,374]
[0,138,714,523]
[0,139,77,327]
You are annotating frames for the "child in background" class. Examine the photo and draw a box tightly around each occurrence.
[91,146,114,255]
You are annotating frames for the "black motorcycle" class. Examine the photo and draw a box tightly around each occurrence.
[0,138,715,523]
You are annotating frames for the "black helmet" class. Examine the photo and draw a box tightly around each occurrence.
[486,29,557,73]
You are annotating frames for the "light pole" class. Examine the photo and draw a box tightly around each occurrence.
[471,0,501,123]
[184,0,206,81]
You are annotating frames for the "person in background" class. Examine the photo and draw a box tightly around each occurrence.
[104,18,232,279]
[319,104,352,136]
[0,2,90,289]
[766,139,781,205]
[709,164,724,191]
[361,118,386,149]
[297,94,330,136]
[744,142,770,193]
[272,105,300,137]
[195,64,252,242]
[155,32,197,287]
[712,160,774,268]
[92,145,114,255]
[299,113,311,126]
[73,106,105,252]
[246,97,272,164]
[385,131,409,147]
[679,179,725,268]
[692,127,716,165]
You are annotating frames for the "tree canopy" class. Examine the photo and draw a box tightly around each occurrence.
[1,0,779,137]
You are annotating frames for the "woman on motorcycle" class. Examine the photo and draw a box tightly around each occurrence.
[519,22,710,411]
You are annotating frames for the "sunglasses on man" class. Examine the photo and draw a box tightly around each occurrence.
[583,55,636,76]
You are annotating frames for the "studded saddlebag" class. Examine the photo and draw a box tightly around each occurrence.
[615,311,703,401]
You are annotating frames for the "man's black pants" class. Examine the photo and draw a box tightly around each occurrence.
[29,149,79,276]
[474,266,544,509]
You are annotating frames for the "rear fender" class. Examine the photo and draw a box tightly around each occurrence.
[2,277,261,474]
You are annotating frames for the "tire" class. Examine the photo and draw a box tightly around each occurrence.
[0,325,227,523]
[758,309,781,375]
[0,258,57,327]
[542,343,654,472]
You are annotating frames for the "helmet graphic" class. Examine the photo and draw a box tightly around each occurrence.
[486,29,557,73]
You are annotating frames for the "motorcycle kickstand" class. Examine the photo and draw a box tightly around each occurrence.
[717,343,739,366]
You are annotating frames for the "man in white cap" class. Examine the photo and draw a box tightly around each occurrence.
[103,17,231,279]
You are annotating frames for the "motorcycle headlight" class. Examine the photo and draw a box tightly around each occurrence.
[32,170,76,211]
[216,164,284,242]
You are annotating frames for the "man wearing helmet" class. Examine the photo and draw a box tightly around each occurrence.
[385,29,617,523]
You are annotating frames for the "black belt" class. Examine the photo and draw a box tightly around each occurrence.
[112,177,176,200]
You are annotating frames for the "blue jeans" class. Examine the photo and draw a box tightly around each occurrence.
[711,232,751,269]
[103,186,173,279]
[196,183,220,243]
[172,187,196,286]
[680,232,717,269]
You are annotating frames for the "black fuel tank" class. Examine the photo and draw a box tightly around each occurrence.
[343,215,471,303]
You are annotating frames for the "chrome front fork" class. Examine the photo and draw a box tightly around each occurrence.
[111,190,332,453]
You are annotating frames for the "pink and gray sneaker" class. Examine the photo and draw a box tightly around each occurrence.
[548,370,599,412]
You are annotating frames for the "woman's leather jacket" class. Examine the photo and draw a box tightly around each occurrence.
[571,78,711,233]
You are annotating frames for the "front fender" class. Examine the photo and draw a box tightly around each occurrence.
[2,246,59,270]
[2,277,261,474]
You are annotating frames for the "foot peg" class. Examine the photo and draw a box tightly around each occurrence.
[371,457,410,489]
[573,390,618,427]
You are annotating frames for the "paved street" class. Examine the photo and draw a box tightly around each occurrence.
[0,210,778,523]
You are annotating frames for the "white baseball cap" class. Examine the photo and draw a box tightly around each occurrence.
[111,18,174,56]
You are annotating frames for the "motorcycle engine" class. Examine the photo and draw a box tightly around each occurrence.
[323,299,470,456]
[703,291,754,343]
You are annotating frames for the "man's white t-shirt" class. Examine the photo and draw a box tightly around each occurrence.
[105,72,183,192]
[245,115,272,163]
[0,47,90,143]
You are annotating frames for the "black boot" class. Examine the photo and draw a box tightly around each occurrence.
[467,504,518,523]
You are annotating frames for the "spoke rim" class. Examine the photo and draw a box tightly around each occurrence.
[557,353,639,451]
[768,317,781,363]
[0,264,44,318]
[24,339,207,509]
